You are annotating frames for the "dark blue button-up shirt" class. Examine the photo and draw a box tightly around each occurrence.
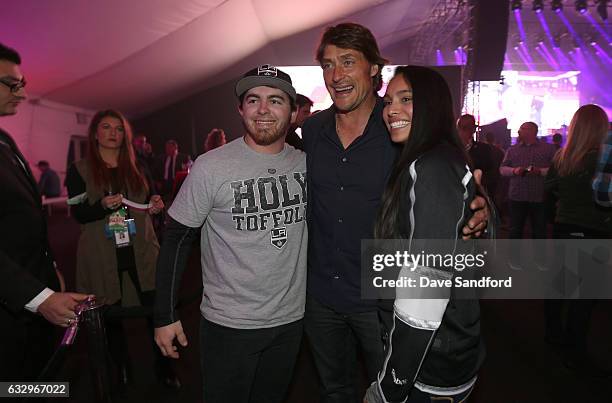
[303,97,398,313]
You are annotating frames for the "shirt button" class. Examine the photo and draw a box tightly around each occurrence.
[333,275,340,280]
[341,157,347,163]
[336,247,341,252]
[338,218,343,223]
[340,186,344,191]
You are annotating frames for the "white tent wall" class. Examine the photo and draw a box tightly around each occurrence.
[0,98,94,187]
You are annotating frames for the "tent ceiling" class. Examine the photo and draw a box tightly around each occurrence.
[2,0,435,116]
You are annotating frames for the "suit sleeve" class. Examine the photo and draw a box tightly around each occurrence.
[369,155,474,403]
[0,251,47,313]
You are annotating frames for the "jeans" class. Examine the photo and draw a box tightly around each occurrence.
[304,295,385,403]
[200,317,303,403]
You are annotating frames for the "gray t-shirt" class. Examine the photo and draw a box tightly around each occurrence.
[169,137,307,329]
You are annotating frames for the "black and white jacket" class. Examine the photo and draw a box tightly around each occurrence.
[367,143,485,402]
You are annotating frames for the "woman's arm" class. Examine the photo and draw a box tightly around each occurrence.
[66,164,107,224]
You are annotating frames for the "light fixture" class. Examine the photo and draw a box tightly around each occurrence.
[552,0,563,12]
[575,0,588,14]
[512,0,523,11]
[533,0,544,12]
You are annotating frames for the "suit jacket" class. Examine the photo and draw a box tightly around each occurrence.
[0,128,60,379]
[155,152,190,196]
[0,128,58,312]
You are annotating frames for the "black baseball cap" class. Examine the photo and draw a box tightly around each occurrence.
[235,64,296,102]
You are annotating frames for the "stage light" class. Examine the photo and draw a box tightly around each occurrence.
[512,0,523,11]
[533,0,544,12]
[552,0,563,13]
[575,0,587,14]
[596,0,609,20]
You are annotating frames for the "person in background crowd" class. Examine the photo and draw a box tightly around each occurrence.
[133,134,156,172]
[204,128,227,153]
[544,104,611,377]
[154,65,307,403]
[500,122,556,242]
[286,93,313,151]
[65,109,178,392]
[364,65,484,403]
[36,160,61,198]
[592,128,612,207]
[0,41,90,382]
[302,23,489,402]
[552,132,563,150]
[156,139,190,200]
[457,114,502,198]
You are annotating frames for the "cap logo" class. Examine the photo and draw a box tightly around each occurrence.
[257,65,278,77]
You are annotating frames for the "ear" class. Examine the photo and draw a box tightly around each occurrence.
[370,63,379,78]
[237,103,244,119]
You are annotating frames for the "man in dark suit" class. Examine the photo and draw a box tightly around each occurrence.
[457,114,502,197]
[156,139,191,199]
[0,42,90,381]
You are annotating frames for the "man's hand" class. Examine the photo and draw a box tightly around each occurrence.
[512,167,526,176]
[155,321,188,359]
[462,169,490,240]
[528,166,542,176]
[38,292,92,327]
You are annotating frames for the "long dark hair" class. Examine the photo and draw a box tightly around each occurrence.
[86,109,148,194]
[375,66,468,238]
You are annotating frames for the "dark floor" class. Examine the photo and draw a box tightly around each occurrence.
[45,205,612,403]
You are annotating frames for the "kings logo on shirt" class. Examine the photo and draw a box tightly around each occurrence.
[271,227,287,249]
[230,172,307,246]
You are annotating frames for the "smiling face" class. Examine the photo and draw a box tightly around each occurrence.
[383,75,413,143]
[0,60,26,116]
[320,44,378,114]
[239,86,296,146]
[96,116,125,150]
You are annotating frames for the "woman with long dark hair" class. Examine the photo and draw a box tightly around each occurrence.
[544,104,611,374]
[66,109,178,390]
[365,66,484,403]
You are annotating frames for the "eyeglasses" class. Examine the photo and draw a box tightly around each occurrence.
[0,77,26,93]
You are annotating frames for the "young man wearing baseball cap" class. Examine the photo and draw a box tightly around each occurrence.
[154,65,307,403]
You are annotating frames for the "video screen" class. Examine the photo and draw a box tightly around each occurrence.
[464,70,581,137]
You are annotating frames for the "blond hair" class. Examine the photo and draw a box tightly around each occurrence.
[554,104,608,176]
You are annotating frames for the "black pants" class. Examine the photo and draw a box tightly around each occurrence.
[304,295,385,403]
[200,317,303,403]
[509,200,547,239]
[544,223,610,353]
